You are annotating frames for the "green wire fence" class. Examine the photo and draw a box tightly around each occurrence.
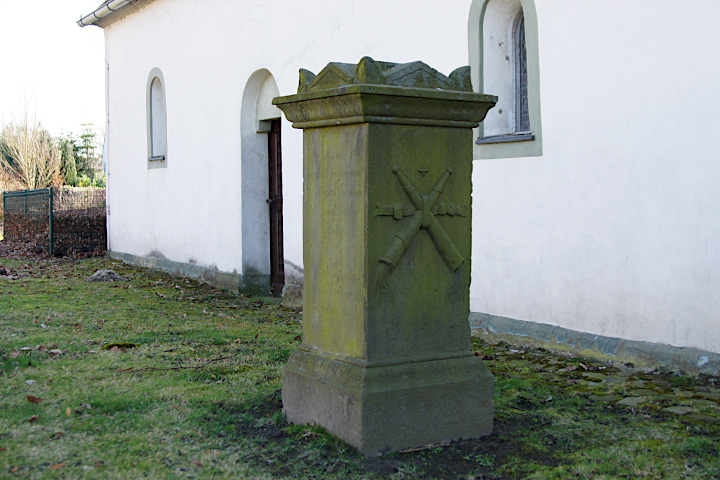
[2,187,106,255]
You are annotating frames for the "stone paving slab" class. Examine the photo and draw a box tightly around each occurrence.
[476,339,720,422]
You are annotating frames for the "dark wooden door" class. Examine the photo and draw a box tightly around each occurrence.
[268,119,285,296]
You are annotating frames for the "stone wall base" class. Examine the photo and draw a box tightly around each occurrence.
[471,312,720,375]
[282,350,494,456]
[108,250,268,295]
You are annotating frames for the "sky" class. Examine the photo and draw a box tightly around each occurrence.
[0,0,106,138]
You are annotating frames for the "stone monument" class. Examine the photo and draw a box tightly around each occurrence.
[273,57,497,456]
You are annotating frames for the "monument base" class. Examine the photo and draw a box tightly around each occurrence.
[282,349,494,456]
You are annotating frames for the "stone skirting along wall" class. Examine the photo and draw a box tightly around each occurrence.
[108,250,266,294]
[470,313,720,376]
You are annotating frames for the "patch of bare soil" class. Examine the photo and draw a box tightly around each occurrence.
[0,239,105,260]
[218,391,554,480]
[0,240,48,260]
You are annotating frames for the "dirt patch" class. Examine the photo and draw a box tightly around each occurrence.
[0,239,48,260]
[216,391,563,480]
[0,239,104,260]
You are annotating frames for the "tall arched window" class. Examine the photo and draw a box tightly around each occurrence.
[146,68,167,166]
[469,0,542,158]
[514,11,530,133]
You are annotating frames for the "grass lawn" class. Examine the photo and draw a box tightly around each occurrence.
[1,254,719,479]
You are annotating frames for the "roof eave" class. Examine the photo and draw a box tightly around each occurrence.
[77,0,156,28]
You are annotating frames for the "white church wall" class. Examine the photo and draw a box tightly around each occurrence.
[103,0,471,279]
[470,0,720,354]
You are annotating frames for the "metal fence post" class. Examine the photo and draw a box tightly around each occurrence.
[48,187,54,256]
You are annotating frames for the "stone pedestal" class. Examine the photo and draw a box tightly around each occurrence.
[273,57,497,456]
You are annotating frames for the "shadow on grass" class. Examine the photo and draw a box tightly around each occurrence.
[200,389,566,480]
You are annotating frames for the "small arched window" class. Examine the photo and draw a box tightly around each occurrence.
[146,68,167,166]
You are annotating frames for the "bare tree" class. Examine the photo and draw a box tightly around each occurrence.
[0,113,61,190]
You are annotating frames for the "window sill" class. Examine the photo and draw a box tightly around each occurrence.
[148,155,166,162]
[476,132,535,145]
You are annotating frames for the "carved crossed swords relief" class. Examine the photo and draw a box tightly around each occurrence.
[374,166,466,274]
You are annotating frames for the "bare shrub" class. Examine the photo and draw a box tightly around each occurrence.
[0,113,61,190]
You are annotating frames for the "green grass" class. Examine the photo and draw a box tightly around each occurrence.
[1,255,719,479]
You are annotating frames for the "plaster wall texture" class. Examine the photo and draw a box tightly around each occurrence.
[103,0,470,278]
[102,0,720,354]
[470,0,720,354]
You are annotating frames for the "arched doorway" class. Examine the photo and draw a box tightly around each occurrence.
[240,70,284,295]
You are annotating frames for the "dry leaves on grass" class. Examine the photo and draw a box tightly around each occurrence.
[26,395,42,404]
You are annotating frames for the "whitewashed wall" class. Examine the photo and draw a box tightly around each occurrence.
[103,0,720,354]
[103,0,470,275]
[471,0,720,354]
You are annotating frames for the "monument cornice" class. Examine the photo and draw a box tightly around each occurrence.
[273,84,497,129]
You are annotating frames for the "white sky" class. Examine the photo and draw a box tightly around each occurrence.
[0,0,106,138]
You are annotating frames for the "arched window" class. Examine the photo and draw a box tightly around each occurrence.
[146,68,167,166]
[469,0,542,158]
[514,11,529,133]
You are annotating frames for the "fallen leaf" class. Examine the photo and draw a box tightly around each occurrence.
[20,347,31,351]
[49,349,63,355]
[48,463,65,470]
[28,415,40,422]
[293,335,302,342]
[110,346,119,352]
[0,447,7,451]
[119,367,134,372]
[9,352,20,358]
[192,460,202,466]
[10,466,18,473]
[66,407,72,416]
[579,363,588,370]
[27,395,42,404]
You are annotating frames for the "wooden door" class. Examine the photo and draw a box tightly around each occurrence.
[268,119,285,296]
